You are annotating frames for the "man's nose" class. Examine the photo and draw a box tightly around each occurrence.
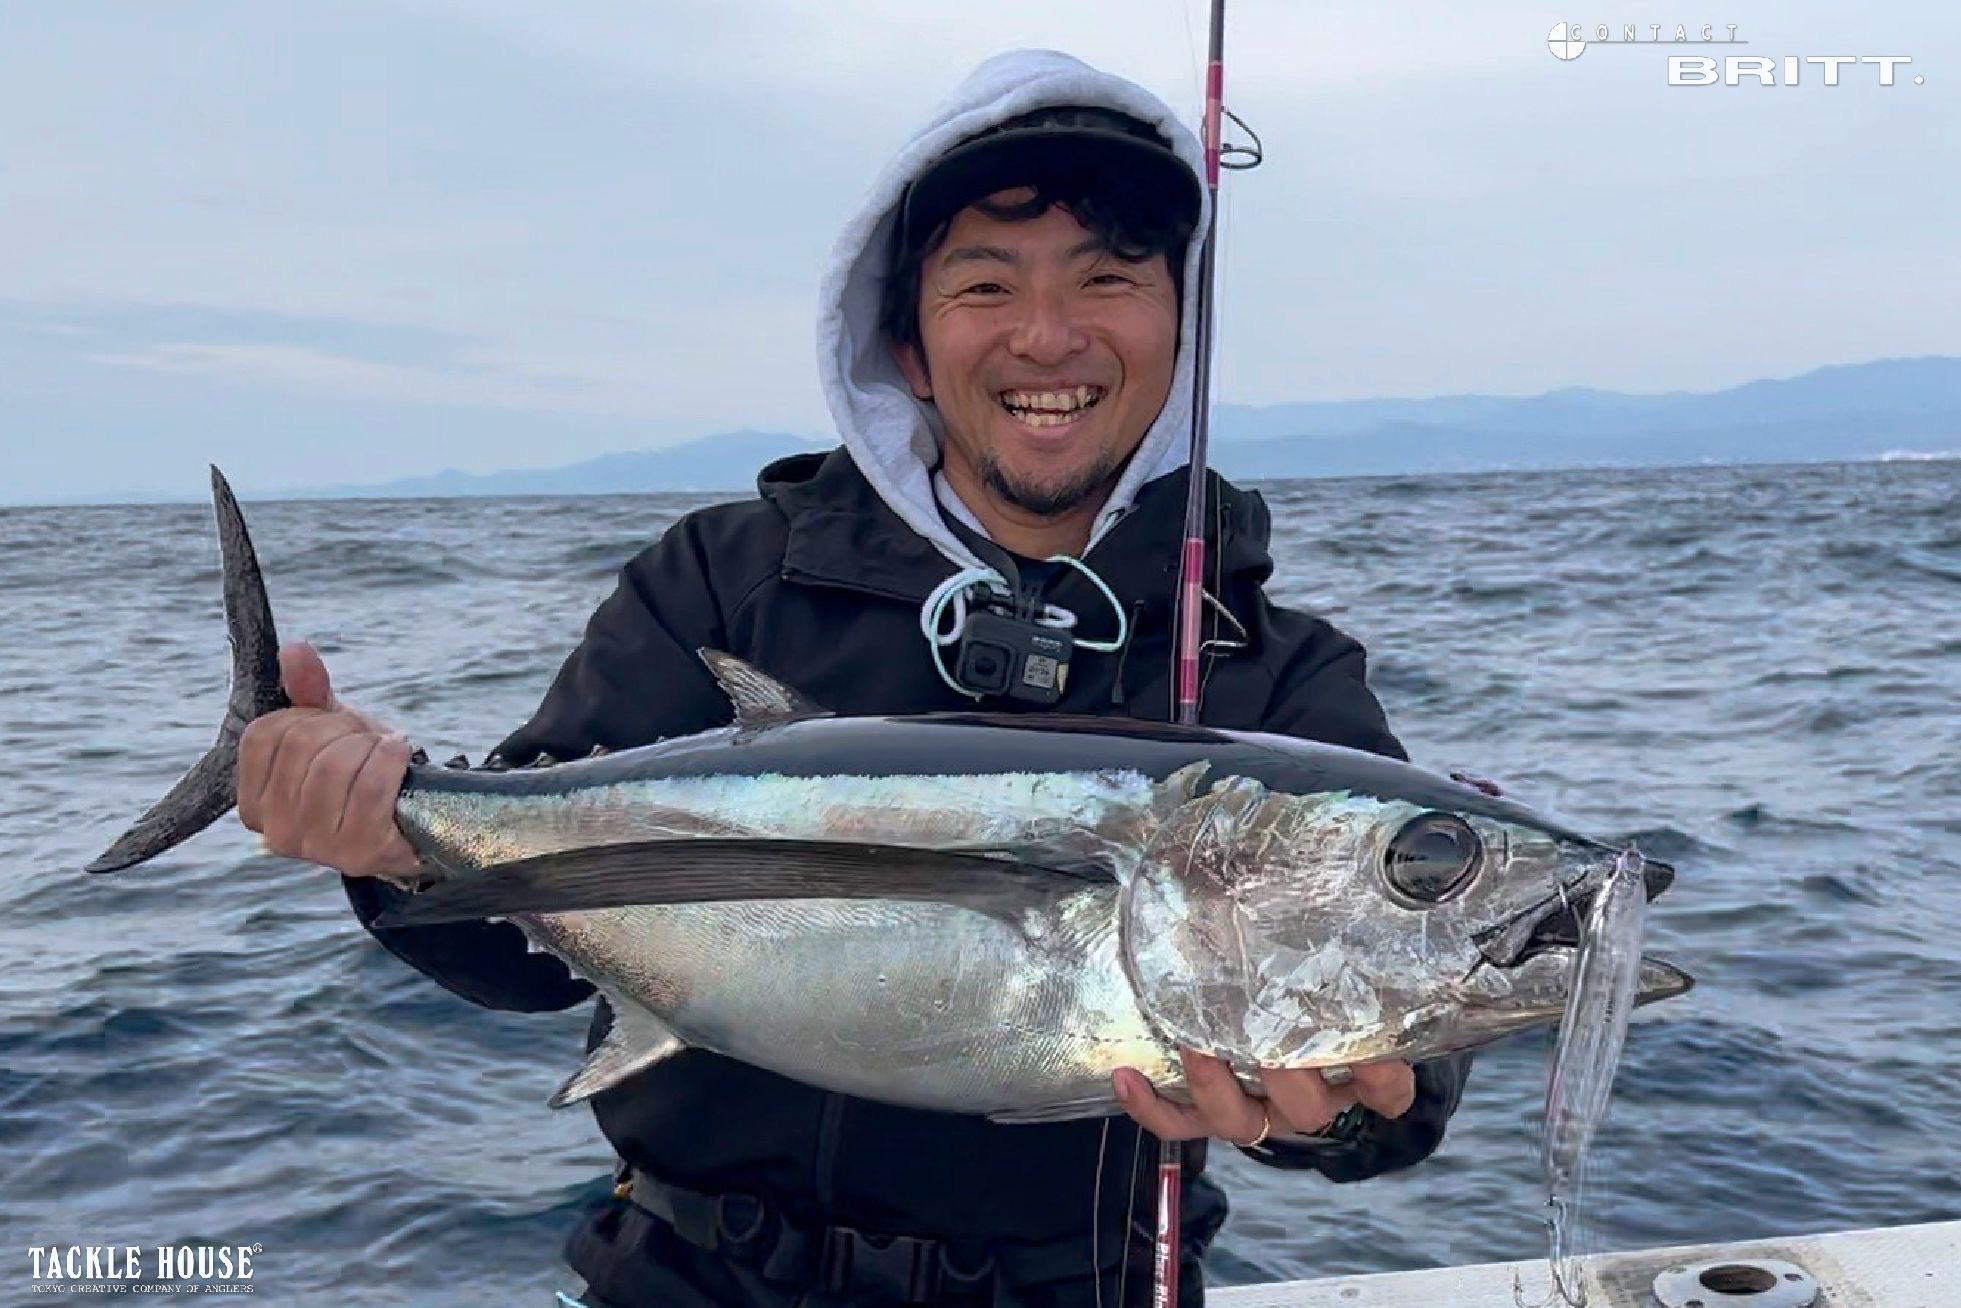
[1007,291,1087,364]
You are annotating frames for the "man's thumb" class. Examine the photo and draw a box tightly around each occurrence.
[279,641,335,710]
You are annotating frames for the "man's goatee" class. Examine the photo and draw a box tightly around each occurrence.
[981,452,1123,520]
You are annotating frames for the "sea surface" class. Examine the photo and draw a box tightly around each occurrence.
[4,459,1958,1304]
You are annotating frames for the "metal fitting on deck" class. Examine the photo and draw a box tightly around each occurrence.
[1652,1258,1819,1308]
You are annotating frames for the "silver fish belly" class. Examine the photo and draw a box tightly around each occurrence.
[393,766,1181,1115]
[526,893,1172,1116]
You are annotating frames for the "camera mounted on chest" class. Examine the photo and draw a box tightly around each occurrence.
[920,553,1128,707]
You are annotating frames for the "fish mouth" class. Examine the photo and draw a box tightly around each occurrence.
[1476,853,1677,970]
[1464,852,1694,1018]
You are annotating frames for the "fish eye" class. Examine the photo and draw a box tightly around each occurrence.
[1384,812,1483,904]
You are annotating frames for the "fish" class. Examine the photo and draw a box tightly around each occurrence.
[89,469,1695,1121]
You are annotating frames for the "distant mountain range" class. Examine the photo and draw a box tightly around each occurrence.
[313,356,1959,498]
[312,429,829,498]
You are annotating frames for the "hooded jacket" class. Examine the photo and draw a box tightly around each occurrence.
[816,48,1204,571]
[344,49,1470,1307]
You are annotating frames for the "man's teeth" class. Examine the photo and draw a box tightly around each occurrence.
[1001,386,1104,427]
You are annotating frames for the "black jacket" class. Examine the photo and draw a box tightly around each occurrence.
[345,450,1471,1304]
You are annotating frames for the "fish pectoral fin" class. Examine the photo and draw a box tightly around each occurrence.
[698,649,831,732]
[986,1095,1122,1125]
[549,999,687,1107]
[370,838,1085,928]
[935,841,1117,882]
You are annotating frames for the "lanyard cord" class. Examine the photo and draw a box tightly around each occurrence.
[918,557,1130,699]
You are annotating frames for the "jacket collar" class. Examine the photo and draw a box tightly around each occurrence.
[761,449,1275,618]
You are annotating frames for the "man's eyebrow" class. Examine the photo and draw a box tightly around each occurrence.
[938,244,1019,269]
[935,237,1140,273]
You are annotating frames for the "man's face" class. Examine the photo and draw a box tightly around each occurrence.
[892,190,1180,520]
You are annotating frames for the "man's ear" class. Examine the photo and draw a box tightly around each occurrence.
[887,337,934,402]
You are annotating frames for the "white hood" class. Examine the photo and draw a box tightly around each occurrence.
[816,48,1209,571]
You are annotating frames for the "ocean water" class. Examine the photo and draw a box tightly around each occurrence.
[4,459,1958,1304]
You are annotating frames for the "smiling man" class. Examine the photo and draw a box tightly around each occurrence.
[887,177,1183,553]
[235,49,1470,1308]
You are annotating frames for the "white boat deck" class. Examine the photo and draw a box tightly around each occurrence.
[1215,1219,1961,1307]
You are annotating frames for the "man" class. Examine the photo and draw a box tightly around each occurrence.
[238,50,1470,1307]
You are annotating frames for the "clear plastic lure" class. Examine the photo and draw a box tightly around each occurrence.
[1523,847,1651,1307]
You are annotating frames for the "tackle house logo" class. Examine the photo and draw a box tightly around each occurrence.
[1546,22,1924,85]
[26,1243,261,1294]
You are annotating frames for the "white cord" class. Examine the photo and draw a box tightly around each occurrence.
[920,566,1012,698]
[917,557,1130,698]
[1043,554,1128,652]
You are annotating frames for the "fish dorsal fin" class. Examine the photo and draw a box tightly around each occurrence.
[699,649,830,732]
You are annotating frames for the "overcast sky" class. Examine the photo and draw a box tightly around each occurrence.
[1,1,1954,503]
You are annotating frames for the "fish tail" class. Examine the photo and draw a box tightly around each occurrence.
[86,467,291,873]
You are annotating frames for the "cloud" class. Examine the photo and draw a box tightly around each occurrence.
[89,340,481,397]
[0,0,1956,503]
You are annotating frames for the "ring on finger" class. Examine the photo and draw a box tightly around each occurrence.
[1238,1102,1273,1149]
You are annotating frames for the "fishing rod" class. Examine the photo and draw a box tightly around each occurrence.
[1159,2,1230,1305]
[1171,0,1229,737]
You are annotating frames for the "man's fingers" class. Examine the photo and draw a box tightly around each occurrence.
[1113,1069,1211,1142]
[310,731,383,845]
[1114,1054,1271,1146]
[238,708,326,831]
[289,728,372,856]
[1347,1061,1417,1119]
[342,735,419,877]
[232,667,416,876]
[279,642,335,711]
[260,713,363,853]
[1179,1051,1267,1144]
[237,713,283,830]
[1116,1058,1403,1146]
[1259,1067,1357,1136]
[341,734,405,841]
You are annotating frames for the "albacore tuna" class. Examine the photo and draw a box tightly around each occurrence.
[90,470,1693,1121]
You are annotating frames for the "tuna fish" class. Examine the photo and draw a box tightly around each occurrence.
[89,470,1693,1120]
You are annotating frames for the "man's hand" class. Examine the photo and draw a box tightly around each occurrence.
[1113,1050,1416,1145]
[236,642,421,879]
